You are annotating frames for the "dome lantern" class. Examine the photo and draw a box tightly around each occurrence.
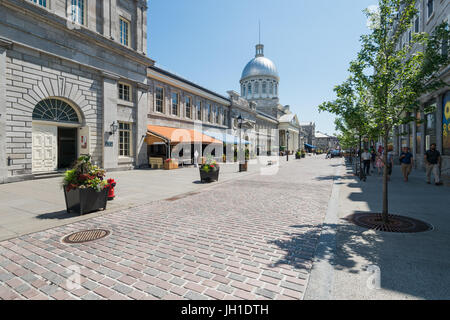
[256,44,264,58]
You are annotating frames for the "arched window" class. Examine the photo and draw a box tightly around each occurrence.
[32,98,80,124]
[255,82,259,94]
[242,85,246,96]
[262,82,267,94]
[248,83,252,95]
[270,82,274,94]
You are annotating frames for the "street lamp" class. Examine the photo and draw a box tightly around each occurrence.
[237,115,244,172]
[109,121,119,135]
[286,131,290,161]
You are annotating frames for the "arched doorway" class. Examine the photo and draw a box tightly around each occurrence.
[32,98,82,172]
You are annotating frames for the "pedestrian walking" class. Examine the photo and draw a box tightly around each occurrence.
[424,143,442,186]
[375,152,384,175]
[399,147,414,182]
[370,149,377,172]
[361,149,371,176]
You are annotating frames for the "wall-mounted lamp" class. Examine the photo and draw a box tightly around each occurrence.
[109,121,119,135]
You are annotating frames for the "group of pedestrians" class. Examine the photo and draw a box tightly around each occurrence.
[361,146,390,177]
[358,144,442,185]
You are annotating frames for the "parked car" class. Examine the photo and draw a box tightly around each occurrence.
[331,150,342,158]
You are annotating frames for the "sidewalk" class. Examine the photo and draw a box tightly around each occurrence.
[305,160,450,300]
[0,157,286,242]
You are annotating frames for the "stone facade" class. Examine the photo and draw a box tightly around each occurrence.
[392,0,450,179]
[147,66,230,132]
[0,0,153,183]
[299,122,316,146]
[313,131,339,152]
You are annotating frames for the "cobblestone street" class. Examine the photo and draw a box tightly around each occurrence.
[0,157,339,300]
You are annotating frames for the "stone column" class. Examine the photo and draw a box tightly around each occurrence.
[103,0,117,40]
[136,0,147,53]
[102,72,119,170]
[142,1,148,55]
[0,41,11,184]
[419,106,426,170]
[136,83,149,168]
[436,93,443,154]
[135,1,142,52]
[103,0,111,38]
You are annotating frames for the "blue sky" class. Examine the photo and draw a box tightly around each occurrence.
[147,0,375,135]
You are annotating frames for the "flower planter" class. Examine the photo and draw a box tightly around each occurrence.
[199,168,220,183]
[296,154,301,159]
[164,160,179,170]
[239,162,248,172]
[64,188,108,215]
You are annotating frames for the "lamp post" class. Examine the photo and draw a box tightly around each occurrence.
[286,131,290,161]
[237,115,243,172]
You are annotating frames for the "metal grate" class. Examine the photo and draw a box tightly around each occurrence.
[344,213,433,233]
[62,229,110,244]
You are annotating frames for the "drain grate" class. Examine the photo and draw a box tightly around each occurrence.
[344,213,433,233]
[62,229,110,244]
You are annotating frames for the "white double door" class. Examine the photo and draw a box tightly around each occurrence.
[32,124,58,172]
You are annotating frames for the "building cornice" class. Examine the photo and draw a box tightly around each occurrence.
[0,36,12,49]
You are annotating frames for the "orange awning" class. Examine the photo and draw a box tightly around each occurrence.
[146,125,222,145]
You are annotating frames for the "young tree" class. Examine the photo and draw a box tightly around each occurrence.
[320,0,449,223]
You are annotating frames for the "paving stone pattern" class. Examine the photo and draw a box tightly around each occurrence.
[0,158,338,300]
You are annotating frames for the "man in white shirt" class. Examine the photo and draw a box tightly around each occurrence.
[361,149,371,176]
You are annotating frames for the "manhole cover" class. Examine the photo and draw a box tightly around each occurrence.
[344,213,433,233]
[62,229,110,244]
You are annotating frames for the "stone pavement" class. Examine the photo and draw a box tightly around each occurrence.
[0,157,278,242]
[305,160,450,300]
[0,156,338,300]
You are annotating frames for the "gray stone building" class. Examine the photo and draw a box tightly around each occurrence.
[313,131,339,152]
[299,122,316,146]
[0,0,153,183]
[146,66,279,161]
[392,0,450,179]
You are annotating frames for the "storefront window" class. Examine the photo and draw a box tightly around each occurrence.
[443,91,450,155]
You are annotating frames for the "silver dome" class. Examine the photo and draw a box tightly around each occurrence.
[241,56,279,81]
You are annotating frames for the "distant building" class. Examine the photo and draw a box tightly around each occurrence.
[313,131,339,151]
[299,122,316,146]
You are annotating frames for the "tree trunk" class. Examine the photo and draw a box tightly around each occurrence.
[382,133,389,223]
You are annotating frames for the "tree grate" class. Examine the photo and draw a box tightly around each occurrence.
[344,213,433,233]
[62,229,110,244]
